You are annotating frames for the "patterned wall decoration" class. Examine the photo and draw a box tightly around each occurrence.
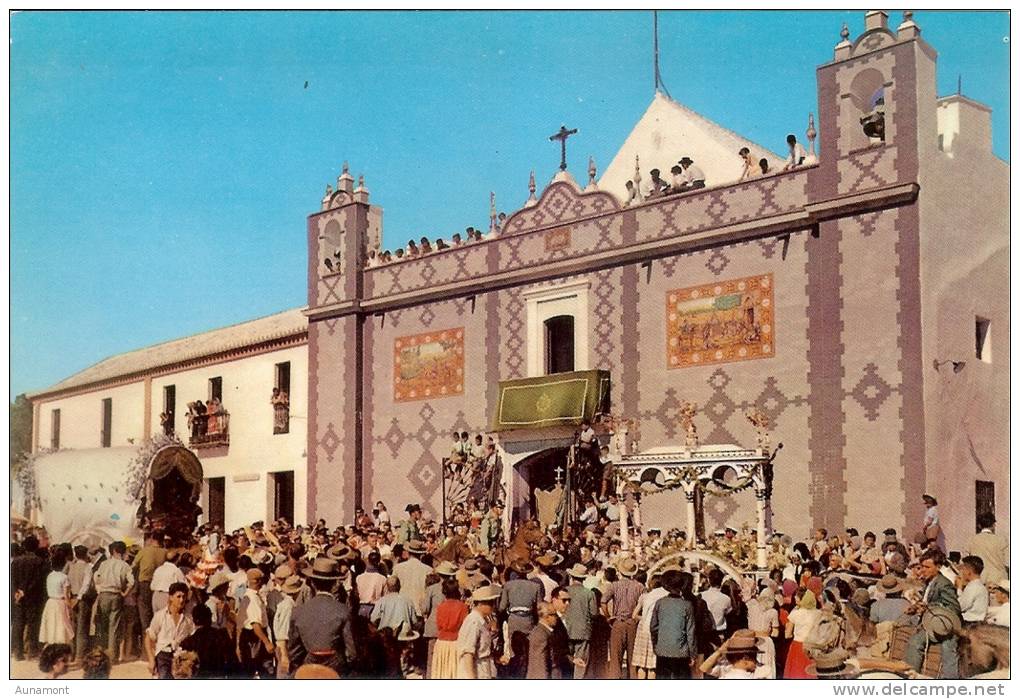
[393,327,465,402]
[502,181,620,236]
[666,274,775,369]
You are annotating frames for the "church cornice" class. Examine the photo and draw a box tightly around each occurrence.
[307,180,918,322]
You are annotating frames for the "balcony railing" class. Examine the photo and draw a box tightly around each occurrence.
[188,410,230,449]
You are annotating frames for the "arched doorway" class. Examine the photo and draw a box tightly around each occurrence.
[142,445,204,545]
[512,447,569,528]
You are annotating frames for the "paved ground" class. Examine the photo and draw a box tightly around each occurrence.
[11,657,151,680]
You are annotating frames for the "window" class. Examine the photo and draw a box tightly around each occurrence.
[544,315,575,374]
[101,398,112,447]
[975,317,991,363]
[975,481,995,533]
[209,376,223,402]
[275,362,291,395]
[206,477,225,529]
[523,279,590,377]
[50,409,60,450]
[273,362,291,435]
[163,385,176,436]
[271,471,295,524]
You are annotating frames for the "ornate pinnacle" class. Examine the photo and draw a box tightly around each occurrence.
[342,161,349,174]
[325,183,333,196]
[840,22,850,41]
[527,170,537,204]
[806,112,817,159]
[588,156,597,186]
[357,175,365,189]
[903,10,913,22]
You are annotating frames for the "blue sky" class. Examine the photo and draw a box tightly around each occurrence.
[10,10,1010,399]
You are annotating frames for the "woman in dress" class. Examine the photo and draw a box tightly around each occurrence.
[630,574,668,679]
[783,589,822,679]
[39,549,74,646]
[921,494,946,551]
[431,577,469,679]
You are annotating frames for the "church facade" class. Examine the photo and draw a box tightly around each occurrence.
[304,12,1008,551]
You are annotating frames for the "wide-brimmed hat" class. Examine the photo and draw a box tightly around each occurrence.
[471,585,501,603]
[246,568,266,584]
[434,561,459,577]
[511,560,534,575]
[724,636,760,658]
[208,571,231,592]
[274,563,293,581]
[567,563,588,579]
[536,552,564,568]
[326,544,354,561]
[679,156,694,165]
[990,580,1010,594]
[617,559,638,577]
[294,663,340,679]
[879,574,905,594]
[406,539,427,555]
[304,557,342,580]
[397,626,420,642]
[281,574,303,595]
[922,606,962,642]
[405,504,421,513]
[462,559,480,572]
[806,650,859,679]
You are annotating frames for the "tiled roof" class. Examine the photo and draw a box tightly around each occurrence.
[28,307,308,398]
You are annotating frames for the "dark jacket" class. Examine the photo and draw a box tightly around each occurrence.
[526,623,563,679]
[12,552,49,605]
[650,595,696,659]
[562,583,598,640]
[181,625,236,678]
[288,591,357,674]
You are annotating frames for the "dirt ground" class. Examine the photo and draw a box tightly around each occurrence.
[10,657,151,680]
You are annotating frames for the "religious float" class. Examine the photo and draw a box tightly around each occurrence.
[11,432,204,547]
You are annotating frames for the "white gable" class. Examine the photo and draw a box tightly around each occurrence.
[598,92,783,202]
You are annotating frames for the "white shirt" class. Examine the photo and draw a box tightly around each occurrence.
[701,587,733,630]
[958,579,989,622]
[272,595,295,643]
[785,143,807,168]
[684,164,706,183]
[147,607,195,655]
[788,607,822,642]
[242,588,268,630]
[150,561,186,593]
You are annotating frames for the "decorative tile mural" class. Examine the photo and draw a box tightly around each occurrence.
[394,327,465,402]
[666,274,774,369]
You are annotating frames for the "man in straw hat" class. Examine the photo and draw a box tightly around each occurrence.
[700,632,771,679]
[806,649,861,680]
[603,558,644,678]
[870,574,911,624]
[499,559,543,645]
[394,539,431,611]
[986,580,1009,627]
[272,574,303,677]
[237,567,275,678]
[456,585,501,678]
[288,558,356,676]
[562,562,598,678]
[904,549,962,678]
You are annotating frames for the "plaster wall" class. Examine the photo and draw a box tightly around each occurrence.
[34,382,146,451]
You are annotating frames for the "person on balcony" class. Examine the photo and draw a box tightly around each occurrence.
[678,157,706,191]
[738,147,756,181]
[206,397,221,436]
[781,134,807,171]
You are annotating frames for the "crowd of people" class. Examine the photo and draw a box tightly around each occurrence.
[623,135,811,206]
[11,486,1009,680]
[367,217,507,268]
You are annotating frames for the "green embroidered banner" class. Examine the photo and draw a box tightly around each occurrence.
[492,370,610,431]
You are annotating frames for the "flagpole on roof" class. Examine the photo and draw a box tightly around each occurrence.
[653,11,672,99]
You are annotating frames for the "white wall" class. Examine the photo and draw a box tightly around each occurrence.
[35,382,146,450]
[32,342,308,533]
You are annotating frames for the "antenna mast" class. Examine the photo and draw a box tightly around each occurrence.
[653,11,672,99]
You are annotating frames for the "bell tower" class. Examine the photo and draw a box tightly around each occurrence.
[814,10,938,198]
[304,164,380,524]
